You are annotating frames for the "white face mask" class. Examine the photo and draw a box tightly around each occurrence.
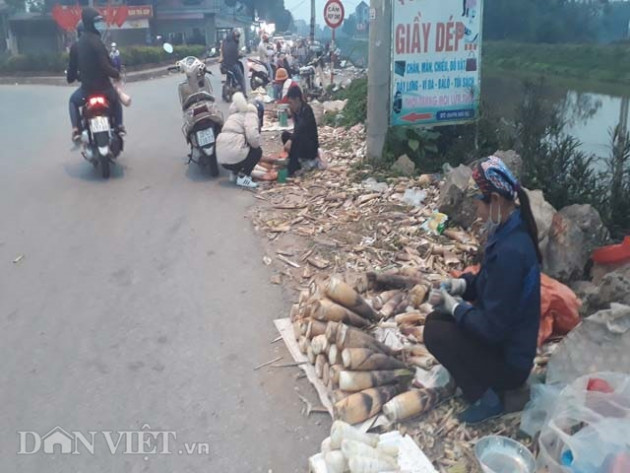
[94,21,107,34]
[483,200,502,236]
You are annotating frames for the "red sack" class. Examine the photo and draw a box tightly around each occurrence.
[453,267,581,346]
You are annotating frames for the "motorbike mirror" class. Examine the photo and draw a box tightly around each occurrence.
[163,43,174,54]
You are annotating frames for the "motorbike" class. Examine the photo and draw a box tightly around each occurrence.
[299,57,325,100]
[248,57,271,91]
[220,61,243,102]
[79,94,124,179]
[165,45,224,176]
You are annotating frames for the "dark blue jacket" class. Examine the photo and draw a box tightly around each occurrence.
[455,209,541,372]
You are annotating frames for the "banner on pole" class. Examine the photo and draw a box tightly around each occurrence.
[390,0,483,127]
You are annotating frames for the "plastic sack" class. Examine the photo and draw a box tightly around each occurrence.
[520,382,563,437]
[539,274,581,346]
[537,372,630,473]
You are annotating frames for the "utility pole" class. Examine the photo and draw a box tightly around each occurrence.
[366,0,391,162]
[310,0,316,43]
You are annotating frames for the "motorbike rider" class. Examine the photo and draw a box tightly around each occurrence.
[257,34,274,80]
[67,21,86,143]
[222,29,247,97]
[77,8,124,134]
[109,42,122,72]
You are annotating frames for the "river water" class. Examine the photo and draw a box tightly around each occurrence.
[482,74,628,163]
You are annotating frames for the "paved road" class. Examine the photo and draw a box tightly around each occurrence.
[0,66,328,472]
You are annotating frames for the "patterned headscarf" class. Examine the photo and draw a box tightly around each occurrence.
[472,156,519,202]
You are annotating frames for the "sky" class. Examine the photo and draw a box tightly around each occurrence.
[284,0,365,22]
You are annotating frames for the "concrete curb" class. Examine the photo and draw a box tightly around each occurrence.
[0,59,218,86]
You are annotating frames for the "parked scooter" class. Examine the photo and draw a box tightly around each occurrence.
[220,46,247,102]
[248,57,271,91]
[299,56,325,100]
[164,43,224,176]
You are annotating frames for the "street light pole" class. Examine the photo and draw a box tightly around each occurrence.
[310,0,316,42]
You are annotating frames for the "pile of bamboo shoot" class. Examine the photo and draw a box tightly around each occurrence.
[292,272,449,424]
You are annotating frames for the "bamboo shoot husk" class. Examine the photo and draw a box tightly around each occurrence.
[380,293,404,319]
[290,304,300,322]
[394,311,426,326]
[328,344,341,365]
[382,387,451,422]
[298,336,309,354]
[314,299,370,328]
[315,354,327,378]
[332,389,353,403]
[330,420,379,449]
[366,272,423,290]
[334,385,401,424]
[322,361,331,385]
[339,369,414,392]
[341,348,408,371]
[326,321,341,343]
[307,345,316,364]
[325,277,378,321]
[298,289,310,306]
[307,320,327,339]
[311,334,329,355]
[372,289,400,310]
[336,325,395,355]
[301,319,310,336]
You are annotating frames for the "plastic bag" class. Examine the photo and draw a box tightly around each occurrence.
[402,189,427,207]
[520,382,563,437]
[539,274,581,346]
[537,372,630,473]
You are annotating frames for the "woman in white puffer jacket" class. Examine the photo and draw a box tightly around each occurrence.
[216,92,262,188]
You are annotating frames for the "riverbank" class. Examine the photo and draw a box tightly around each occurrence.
[483,41,630,90]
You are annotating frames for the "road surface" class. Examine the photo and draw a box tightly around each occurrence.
[0,65,328,472]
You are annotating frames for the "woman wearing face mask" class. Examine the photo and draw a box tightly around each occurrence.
[424,156,542,424]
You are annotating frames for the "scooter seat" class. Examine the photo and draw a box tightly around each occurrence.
[182,92,215,111]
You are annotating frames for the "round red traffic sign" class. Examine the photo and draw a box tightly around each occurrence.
[324,0,345,29]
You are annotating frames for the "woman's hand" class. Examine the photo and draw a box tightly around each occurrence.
[284,140,292,152]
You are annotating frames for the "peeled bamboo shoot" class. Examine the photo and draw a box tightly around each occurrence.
[380,293,404,319]
[307,345,316,365]
[328,344,341,365]
[334,385,401,424]
[330,364,342,386]
[298,336,309,354]
[341,440,397,468]
[322,360,331,385]
[348,456,397,473]
[324,451,347,473]
[382,387,452,422]
[394,311,426,326]
[409,284,429,308]
[315,354,327,378]
[341,348,407,371]
[329,420,379,449]
[311,334,329,355]
[339,369,414,392]
[325,277,378,321]
[399,325,424,343]
[372,289,400,310]
[314,299,370,328]
[326,321,341,343]
[407,356,436,370]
